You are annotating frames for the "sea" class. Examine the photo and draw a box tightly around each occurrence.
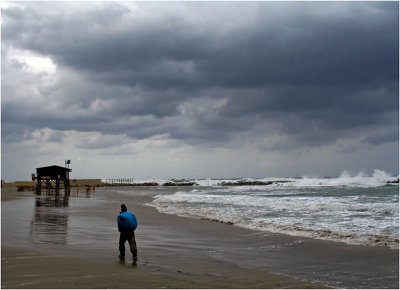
[114,169,399,249]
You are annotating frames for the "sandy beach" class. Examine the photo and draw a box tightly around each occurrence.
[3,244,326,289]
[1,187,398,288]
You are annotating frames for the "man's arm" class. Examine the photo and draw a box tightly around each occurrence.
[117,215,123,232]
[131,213,138,230]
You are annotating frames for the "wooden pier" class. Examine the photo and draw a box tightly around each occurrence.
[103,179,135,185]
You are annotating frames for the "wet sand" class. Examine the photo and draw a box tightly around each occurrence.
[1,188,326,288]
[1,188,33,202]
[1,187,398,288]
[2,246,325,289]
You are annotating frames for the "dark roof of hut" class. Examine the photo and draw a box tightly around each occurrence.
[36,165,72,179]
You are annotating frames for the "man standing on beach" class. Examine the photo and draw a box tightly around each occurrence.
[117,204,138,260]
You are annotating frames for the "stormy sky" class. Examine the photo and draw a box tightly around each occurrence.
[1,1,399,181]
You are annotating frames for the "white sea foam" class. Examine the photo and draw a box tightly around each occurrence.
[147,170,399,248]
[293,169,397,188]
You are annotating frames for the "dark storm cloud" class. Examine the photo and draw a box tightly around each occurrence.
[5,2,397,88]
[2,1,398,149]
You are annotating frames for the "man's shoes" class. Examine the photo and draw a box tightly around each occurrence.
[119,255,125,259]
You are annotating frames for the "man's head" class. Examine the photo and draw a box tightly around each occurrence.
[121,204,127,212]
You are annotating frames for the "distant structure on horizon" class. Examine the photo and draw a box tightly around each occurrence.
[35,165,72,196]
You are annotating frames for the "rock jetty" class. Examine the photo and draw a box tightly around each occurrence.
[218,180,273,186]
[161,182,198,186]
[387,178,399,184]
[100,180,290,187]
[101,181,199,187]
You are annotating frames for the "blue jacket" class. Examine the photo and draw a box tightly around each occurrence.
[118,211,138,232]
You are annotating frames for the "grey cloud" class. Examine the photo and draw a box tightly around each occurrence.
[6,2,397,89]
[364,132,398,146]
[2,1,398,152]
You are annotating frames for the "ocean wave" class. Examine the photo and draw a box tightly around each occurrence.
[196,216,399,249]
[146,180,399,249]
[292,170,398,188]
[196,170,398,188]
[102,169,398,188]
[147,200,399,249]
[251,221,399,249]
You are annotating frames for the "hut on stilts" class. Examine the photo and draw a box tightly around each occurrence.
[35,165,72,196]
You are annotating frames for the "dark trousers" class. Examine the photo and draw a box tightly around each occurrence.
[119,231,137,258]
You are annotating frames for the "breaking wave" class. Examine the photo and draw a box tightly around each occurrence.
[103,169,398,188]
[292,169,398,188]
[146,170,399,249]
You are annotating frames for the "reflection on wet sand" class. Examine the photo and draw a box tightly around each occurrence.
[30,195,69,245]
[30,191,92,245]
[75,186,94,198]
[35,195,69,208]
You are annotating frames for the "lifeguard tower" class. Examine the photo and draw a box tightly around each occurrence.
[36,165,72,195]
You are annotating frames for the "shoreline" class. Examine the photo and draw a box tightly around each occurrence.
[2,187,398,288]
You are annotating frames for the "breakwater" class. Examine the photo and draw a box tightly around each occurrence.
[100,180,291,187]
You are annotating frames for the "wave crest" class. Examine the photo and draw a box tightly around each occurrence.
[294,169,398,188]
